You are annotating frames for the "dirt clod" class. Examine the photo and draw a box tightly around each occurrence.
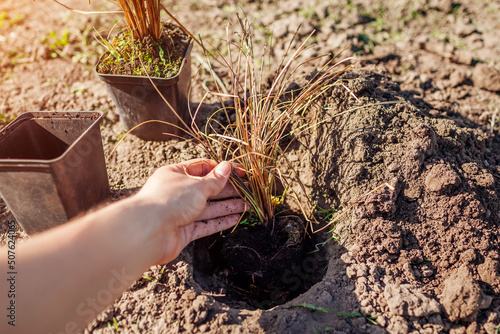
[472,64,500,92]
[384,284,440,317]
[424,163,462,194]
[440,265,493,322]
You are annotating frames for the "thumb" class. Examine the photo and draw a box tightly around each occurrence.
[203,161,232,198]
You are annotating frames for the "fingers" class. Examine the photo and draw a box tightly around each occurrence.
[176,159,246,178]
[191,214,240,241]
[232,163,246,178]
[173,159,247,199]
[201,161,232,198]
[210,183,242,200]
[196,198,248,221]
[181,159,217,177]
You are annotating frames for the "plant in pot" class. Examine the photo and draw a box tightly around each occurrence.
[53,0,195,141]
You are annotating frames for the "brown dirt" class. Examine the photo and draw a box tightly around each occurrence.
[1,0,499,333]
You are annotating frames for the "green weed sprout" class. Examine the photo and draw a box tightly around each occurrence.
[107,317,119,332]
[293,302,379,324]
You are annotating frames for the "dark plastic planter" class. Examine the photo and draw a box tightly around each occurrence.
[0,111,110,235]
[95,41,192,141]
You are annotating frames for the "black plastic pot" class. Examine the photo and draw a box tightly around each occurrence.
[0,111,110,235]
[95,41,192,141]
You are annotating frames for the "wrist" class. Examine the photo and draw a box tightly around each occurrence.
[103,195,167,265]
[123,194,183,265]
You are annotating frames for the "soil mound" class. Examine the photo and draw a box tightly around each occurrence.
[297,69,500,333]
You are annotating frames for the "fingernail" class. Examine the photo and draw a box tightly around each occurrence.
[214,161,231,177]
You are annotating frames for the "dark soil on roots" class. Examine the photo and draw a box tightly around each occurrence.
[193,214,329,310]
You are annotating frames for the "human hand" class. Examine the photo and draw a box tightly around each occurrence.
[133,159,247,264]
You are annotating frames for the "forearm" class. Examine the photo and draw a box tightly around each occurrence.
[0,160,242,334]
[6,196,164,333]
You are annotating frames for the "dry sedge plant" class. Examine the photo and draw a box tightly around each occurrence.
[112,0,162,40]
[52,0,161,39]
[51,0,197,42]
[52,0,200,77]
[119,18,354,230]
[198,21,353,227]
[51,1,384,233]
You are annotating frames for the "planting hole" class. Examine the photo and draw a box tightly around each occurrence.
[193,214,328,309]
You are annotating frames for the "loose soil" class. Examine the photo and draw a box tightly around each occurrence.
[0,0,499,333]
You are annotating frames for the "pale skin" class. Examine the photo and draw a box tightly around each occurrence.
[0,159,247,334]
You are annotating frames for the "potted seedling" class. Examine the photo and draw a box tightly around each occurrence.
[53,0,194,141]
[0,111,110,235]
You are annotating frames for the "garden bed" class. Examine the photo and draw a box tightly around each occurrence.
[1,0,499,333]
